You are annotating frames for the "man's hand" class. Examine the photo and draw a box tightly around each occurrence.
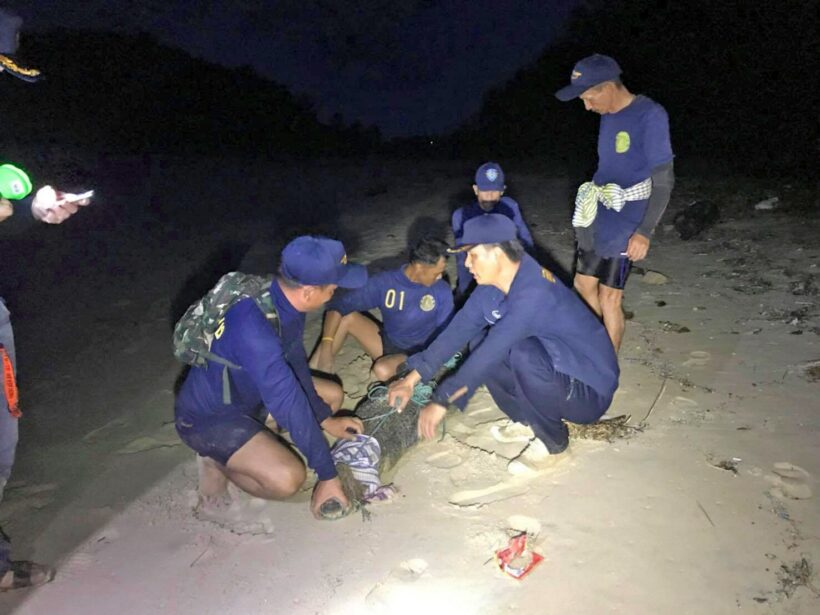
[31,185,91,224]
[0,198,12,223]
[310,476,350,519]
[320,415,363,440]
[417,402,447,440]
[388,370,421,413]
[626,232,650,261]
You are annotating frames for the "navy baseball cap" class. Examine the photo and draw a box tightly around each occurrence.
[474,162,505,191]
[448,214,517,253]
[555,54,621,101]
[0,8,42,82]
[280,236,367,288]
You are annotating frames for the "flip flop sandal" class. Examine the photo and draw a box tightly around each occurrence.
[317,497,355,521]
[0,561,55,591]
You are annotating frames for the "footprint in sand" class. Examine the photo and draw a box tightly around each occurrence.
[682,350,712,367]
[506,515,542,537]
[449,480,530,507]
[83,417,129,444]
[117,423,182,454]
[768,463,813,500]
[365,559,429,606]
[0,483,58,520]
[668,396,704,424]
[54,552,96,581]
[425,450,464,469]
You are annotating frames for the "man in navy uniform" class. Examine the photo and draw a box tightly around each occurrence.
[451,162,534,298]
[310,236,453,381]
[175,236,367,520]
[389,215,619,471]
[556,54,674,352]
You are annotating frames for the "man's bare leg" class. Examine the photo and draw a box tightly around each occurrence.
[198,455,229,500]
[310,312,382,372]
[574,273,602,317]
[224,431,306,500]
[598,284,625,352]
[312,376,344,413]
[371,353,407,381]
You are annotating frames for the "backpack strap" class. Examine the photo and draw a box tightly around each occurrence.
[208,291,280,406]
[196,350,242,405]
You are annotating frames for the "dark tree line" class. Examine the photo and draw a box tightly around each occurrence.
[2,30,382,157]
[450,0,818,177]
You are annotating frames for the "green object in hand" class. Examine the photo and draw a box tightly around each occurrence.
[0,163,33,200]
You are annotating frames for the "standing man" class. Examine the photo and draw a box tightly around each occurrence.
[555,54,674,351]
[310,236,453,381]
[451,162,534,298]
[1,7,91,591]
[175,236,367,521]
[388,215,618,470]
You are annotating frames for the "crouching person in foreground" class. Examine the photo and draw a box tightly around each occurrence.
[388,215,619,472]
[174,237,367,520]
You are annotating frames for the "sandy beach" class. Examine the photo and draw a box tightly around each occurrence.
[1,161,817,614]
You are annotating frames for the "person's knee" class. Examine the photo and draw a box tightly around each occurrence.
[258,462,306,499]
[371,360,394,382]
[598,287,623,313]
[324,383,344,412]
[574,274,597,294]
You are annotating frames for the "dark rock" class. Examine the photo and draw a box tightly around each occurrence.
[673,200,720,240]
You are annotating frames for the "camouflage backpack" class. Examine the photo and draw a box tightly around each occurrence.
[173,271,280,404]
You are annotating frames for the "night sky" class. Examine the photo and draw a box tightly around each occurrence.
[12,0,578,137]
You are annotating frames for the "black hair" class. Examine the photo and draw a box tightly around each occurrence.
[409,236,448,265]
[490,239,525,262]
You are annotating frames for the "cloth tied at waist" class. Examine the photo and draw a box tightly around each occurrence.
[572,177,653,228]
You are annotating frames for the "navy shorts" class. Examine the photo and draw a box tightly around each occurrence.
[575,248,632,290]
[175,407,269,466]
[379,329,421,358]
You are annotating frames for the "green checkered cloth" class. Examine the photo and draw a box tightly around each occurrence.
[572,178,652,228]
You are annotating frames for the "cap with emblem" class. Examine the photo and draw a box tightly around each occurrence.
[555,54,621,101]
[448,213,518,252]
[280,236,367,288]
[0,8,42,82]
[474,162,505,192]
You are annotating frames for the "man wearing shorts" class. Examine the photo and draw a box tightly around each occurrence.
[556,54,674,351]
[310,236,453,381]
[174,236,367,520]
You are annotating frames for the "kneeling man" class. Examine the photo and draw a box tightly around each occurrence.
[175,236,366,519]
[389,215,619,468]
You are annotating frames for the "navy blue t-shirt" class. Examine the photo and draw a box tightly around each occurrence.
[328,267,453,353]
[451,197,534,293]
[408,255,619,408]
[175,281,336,480]
[592,95,674,257]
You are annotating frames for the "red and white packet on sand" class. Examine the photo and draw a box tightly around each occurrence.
[494,532,544,580]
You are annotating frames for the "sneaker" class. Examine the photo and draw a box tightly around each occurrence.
[507,439,571,477]
[0,561,55,591]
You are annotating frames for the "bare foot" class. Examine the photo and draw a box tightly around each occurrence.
[197,455,228,499]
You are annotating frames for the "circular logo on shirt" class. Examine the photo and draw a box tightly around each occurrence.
[419,294,436,312]
[615,131,631,154]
